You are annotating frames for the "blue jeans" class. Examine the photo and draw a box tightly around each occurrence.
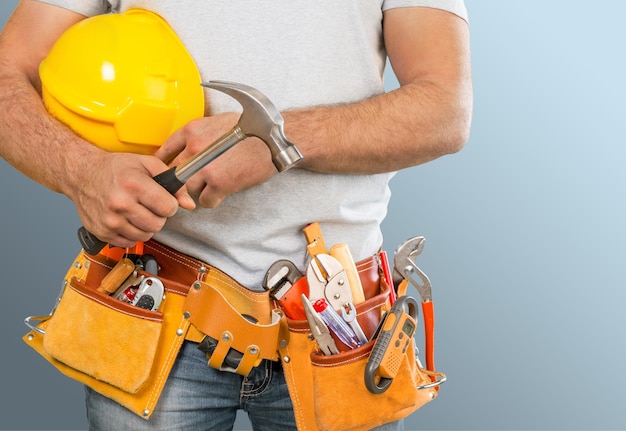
[85,341,403,431]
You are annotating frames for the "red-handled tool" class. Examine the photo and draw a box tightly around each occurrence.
[393,237,436,376]
[378,250,397,305]
[263,260,309,320]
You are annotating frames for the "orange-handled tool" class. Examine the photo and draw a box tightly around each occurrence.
[393,237,437,380]
[421,299,435,373]
[96,257,136,295]
[302,222,328,257]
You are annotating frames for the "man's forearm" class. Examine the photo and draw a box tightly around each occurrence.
[0,67,98,199]
[0,67,184,247]
[284,77,472,175]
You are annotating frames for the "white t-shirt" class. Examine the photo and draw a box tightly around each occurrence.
[37,0,468,288]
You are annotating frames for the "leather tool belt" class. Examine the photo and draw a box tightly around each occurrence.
[23,230,444,429]
[23,239,296,418]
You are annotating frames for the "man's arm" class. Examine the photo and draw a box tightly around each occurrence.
[0,0,88,192]
[0,0,194,248]
[157,7,472,208]
[290,7,473,173]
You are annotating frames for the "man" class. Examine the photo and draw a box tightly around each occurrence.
[0,0,472,429]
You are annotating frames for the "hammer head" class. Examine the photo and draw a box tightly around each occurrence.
[201,80,303,171]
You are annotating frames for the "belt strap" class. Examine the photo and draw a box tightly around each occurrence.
[141,239,382,302]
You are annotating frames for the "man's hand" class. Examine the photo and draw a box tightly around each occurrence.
[69,151,196,249]
[155,112,279,208]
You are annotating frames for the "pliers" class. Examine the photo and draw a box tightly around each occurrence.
[301,294,340,355]
[393,237,436,374]
[306,254,354,310]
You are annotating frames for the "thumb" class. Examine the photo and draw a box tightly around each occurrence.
[175,187,196,211]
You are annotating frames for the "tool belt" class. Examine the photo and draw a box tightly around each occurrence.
[23,225,444,430]
[23,239,290,418]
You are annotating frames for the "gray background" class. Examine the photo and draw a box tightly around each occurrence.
[2,1,625,430]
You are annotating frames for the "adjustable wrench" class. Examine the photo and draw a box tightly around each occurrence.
[263,260,308,320]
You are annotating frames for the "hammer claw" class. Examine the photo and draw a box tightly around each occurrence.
[202,80,303,171]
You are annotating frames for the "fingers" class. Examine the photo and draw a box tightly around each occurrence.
[87,185,173,248]
[182,138,276,208]
[155,119,207,167]
[76,153,188,248]
[157,113,241,167]
[186,177,225,208]
[154,127,186,164]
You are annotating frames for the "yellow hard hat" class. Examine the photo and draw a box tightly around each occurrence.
[40,9,204,154]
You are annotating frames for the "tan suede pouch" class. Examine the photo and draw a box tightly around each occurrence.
[43,278,162,393]
[279,259,441,431]
[23,250,191,419]
[308,338,439,431]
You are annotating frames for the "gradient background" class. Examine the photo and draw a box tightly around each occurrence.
[2,1,625,430]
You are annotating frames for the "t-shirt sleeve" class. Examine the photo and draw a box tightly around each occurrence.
[382,0,468,22]
[33,0,113,17]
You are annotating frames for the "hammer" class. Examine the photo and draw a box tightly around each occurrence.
[79,80,303,255]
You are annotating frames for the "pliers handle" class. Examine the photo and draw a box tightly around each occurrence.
[301,294,340,355]
[394,237,437,380]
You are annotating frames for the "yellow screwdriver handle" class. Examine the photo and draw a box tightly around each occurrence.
[97,257,135,295]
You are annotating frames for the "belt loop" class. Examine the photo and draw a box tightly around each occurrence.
[207,331,233,370]
[236,345,261,376]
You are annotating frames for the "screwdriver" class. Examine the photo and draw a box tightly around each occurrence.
[313,298,361,349]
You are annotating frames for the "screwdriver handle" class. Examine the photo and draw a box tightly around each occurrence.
[96,257,135,295]
[78,167,184,255]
